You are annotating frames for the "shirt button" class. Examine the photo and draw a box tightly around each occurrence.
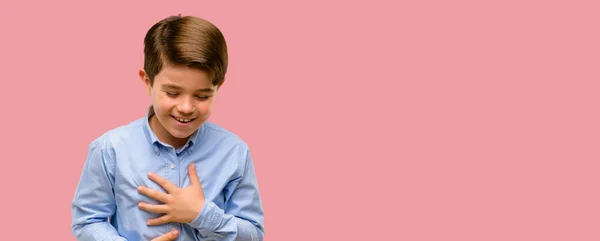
[170,163,175,169]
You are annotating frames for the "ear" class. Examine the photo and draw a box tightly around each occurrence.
[139,68,152,96]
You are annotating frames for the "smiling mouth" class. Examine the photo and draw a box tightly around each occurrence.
[171,115,196,123]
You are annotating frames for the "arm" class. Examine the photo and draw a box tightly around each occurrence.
[189,149,265,241]
[71,138,127,241]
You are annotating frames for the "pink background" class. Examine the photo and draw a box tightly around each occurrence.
[1,0,599,240]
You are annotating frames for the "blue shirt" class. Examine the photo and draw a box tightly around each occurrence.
[71,108,265,241]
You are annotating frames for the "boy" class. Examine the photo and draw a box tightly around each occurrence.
[71,15,265,241]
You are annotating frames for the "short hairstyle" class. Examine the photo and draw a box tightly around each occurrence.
[143,15,228,87]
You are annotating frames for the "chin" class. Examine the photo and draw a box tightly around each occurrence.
[168,129,195,139]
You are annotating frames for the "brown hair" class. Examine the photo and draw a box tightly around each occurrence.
[143,15,228,87]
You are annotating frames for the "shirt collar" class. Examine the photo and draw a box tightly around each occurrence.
[142,106,202,153]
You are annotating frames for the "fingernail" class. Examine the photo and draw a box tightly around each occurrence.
[137,186,142,191]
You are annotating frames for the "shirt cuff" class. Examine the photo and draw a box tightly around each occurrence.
[189,199,225,231]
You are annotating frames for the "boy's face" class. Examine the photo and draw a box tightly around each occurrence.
[139,64,218,147]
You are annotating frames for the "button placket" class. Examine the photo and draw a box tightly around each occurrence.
[177,149,192,188]
[167,149,180,188]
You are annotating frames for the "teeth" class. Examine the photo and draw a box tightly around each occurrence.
[176,117,191,123]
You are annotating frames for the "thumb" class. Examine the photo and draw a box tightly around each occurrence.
[151,228,179,241]
[188,163,201,187]
[168,229,179,240]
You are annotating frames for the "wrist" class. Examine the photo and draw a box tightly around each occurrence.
[192,198,205,221]
[188,199,224,231]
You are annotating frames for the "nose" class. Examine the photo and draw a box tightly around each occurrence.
[176,97,195,114]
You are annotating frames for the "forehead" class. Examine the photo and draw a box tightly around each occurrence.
[154,64,213,89]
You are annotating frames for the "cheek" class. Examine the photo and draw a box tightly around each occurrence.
[154,95,173,109]
[151,98,173,118]
[197,102,214,118]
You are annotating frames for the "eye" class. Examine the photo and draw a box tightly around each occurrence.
[166,92,179,97]
[195,95,210,100]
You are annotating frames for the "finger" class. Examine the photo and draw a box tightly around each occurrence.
[147,214,172,226]
[147,172,178,193]
[188,163,201,187]
[153,229,179,241]
[138,202,170,214]
[138,186,170,203]
[151,228,179,241]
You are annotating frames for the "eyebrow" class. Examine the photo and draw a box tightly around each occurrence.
[161,84,214,93]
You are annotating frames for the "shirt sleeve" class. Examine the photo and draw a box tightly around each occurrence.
[71,138,128,241]
[189,148,265,241]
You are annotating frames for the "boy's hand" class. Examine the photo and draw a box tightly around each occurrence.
[137,163,205,225]
[151,228,179,241]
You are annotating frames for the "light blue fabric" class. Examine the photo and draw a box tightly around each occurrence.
[71,107,264,241]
